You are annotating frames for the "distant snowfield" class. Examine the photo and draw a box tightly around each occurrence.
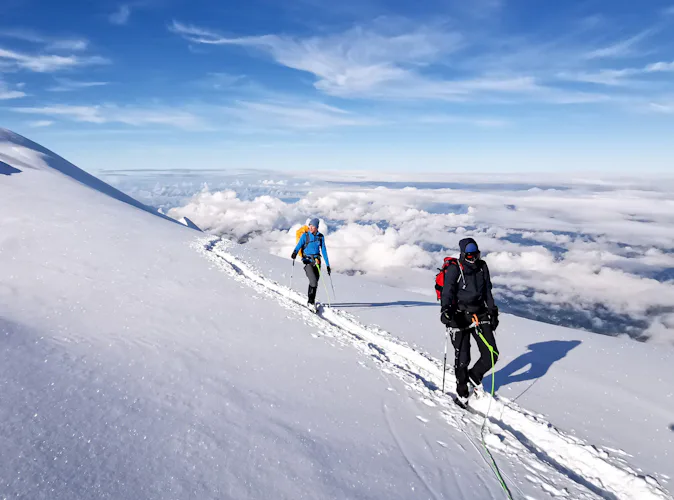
[101,167,674,344]
[1,129,673,499]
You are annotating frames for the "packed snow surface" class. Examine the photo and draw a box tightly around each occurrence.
[1,128,673,499]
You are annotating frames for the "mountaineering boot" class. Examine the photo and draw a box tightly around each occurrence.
[468,371,481,399]
[455,382,470,407]
[308,285,317,305]
[455,394,469,407]
[307,285,318,313]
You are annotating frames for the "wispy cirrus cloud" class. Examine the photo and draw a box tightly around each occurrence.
[170,20,473,100]
[416,115,509,127]
[223,99,382,130]
[0,82,26,99]
[47,78,110,92]
[170,20,554,102]
[0,28,89,51]
[583,29,655,60]
[0,75,26,99]
[11,104,204,129]
[649,101,674,114]
[646,61,674,72]
[557,60,674,87]
[27,120,53,127]
[0,47,108,72]
[171,17,674,110]
[109,5,132,25]
[557,69,638,86]
[0,27,107,74]
[168,19,629,105]
[0,89,25,99]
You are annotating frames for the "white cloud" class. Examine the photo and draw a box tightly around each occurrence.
[170,20,629,105]
[161,175,674,342]
[171,20,509,101]
[556,60,674,88]
[557,69,638,86]
[169,17,674,116]
[583,29,654,60]
[197,72,246,90]
[0,90,26,99]
[27,120,53,127]
[0,79,26,99]
[109,5,132,25]
[223,100,381,130]
[646,61,674,72]
[47,39,89,51]
[416,115,508,127]
[47,78,110,92]
[11,104,204,129]
[0,47,108,72]
[0,28,89,51]
[648,102,674,114]
[168,189,290,240]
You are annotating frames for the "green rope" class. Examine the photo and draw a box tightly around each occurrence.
[474,321,514,500]
[315,263,332,307]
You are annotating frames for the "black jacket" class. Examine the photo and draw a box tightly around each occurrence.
[441,238,496,314]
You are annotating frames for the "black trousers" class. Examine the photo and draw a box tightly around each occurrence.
[451,310,498,397]
[304,261,320,304]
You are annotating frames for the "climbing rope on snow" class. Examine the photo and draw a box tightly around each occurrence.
[472,314,514,500]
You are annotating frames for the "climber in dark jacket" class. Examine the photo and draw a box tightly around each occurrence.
[440,238,499,403]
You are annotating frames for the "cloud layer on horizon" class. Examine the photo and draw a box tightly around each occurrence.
[103,170,674,344]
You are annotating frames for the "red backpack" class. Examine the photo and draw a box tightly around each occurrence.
[435,257,464,300]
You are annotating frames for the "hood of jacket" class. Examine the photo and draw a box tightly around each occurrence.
[458,237,480,269]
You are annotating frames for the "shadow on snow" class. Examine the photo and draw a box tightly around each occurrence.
[484,340,582,394]
[0,160,21,176]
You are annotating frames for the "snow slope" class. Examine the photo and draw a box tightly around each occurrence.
[0,128,672,500]
[223,244,674,487]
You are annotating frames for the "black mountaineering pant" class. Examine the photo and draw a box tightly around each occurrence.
[451,310,498,398]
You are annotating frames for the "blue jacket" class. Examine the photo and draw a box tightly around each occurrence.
[294,231,330,267]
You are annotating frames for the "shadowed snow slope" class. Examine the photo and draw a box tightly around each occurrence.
[0,128,180,225]
[0,129,672,500]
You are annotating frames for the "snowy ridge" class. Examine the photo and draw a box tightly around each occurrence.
[201,237,671,500]
[0,128,180,225]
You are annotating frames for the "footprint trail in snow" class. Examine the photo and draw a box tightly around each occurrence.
[199,237,671,500]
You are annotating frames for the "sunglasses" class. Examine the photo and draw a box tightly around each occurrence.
[465,251,480,260]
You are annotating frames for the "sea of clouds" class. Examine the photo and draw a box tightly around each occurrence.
[102,170,674,344]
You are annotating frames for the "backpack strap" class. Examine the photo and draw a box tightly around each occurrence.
[301,232,311,255]
[457,261,465,287]
[302,232,324,256]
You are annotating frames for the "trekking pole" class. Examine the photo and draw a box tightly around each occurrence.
[290,260,295,289]
[316,264,332,307]
[329,274,337,300]
[441,330,448,393]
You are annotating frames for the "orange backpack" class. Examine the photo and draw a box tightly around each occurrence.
[295,225,309,257]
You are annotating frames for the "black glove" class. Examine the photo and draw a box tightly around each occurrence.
[291,251,298,260]
[440,308,453,326]
[489,307,499,331]
[326,266,331,276]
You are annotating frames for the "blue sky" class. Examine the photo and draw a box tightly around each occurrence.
[0,0,673,172]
